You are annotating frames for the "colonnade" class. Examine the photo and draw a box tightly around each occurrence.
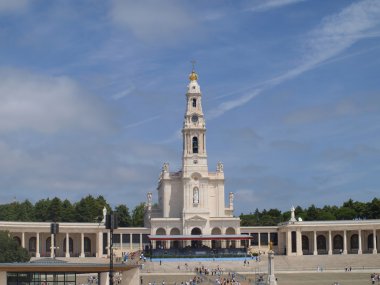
[8,228,149,258]
[283,228,378,256]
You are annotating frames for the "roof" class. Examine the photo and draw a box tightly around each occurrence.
[0,261,138,273]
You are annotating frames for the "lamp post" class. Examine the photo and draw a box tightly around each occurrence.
[105,212,118,285]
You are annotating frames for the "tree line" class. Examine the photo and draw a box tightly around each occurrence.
[0,195,145,227]
[1,196,379,227]
[240,198,380,226]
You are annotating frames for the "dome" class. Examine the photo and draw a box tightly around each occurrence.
[189,71,198,81]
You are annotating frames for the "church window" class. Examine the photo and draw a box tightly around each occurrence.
[192,137,198,153]
[192,98,197,107]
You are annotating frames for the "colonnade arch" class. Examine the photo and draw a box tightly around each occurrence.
[226,227,236,248]
[156,228,166,249]
[13,236,21,246]
[29,236,36,253]
[211,227,222,249]
[317,235,327,253]
[302,235,309,253]
[333,234,343,253]
[170,228,180,249]
[191,227,202,248]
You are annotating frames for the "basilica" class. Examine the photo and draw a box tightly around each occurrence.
[0,70,379,259]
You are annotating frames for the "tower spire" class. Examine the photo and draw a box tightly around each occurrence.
[189,60,198,81]
[182,66,207,176]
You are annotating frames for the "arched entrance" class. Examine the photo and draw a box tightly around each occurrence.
[46,237,51,256]
[191,227,202,248]
[333,235,343,254]
[317,235,327,254]
[29,237,36,254]
[350,234,358,252]
[84,237,91,255]
[156,228,166,249]
[13,236,21,246]
[225,227,236,248]
[302,235,309,254]
[170,228,180,249]
[211,228,222,249]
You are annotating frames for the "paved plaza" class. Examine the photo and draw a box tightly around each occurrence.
[139,254,380,285]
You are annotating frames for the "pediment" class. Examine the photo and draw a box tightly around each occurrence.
[186,215,207,222]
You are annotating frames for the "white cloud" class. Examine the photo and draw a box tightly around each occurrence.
[208,89,262,119]
[247,0,306,13]
[109,0,194,42]
[0,0,28,13]
[210,0,380,119]
[0,68,113,134]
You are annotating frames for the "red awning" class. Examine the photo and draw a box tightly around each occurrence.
[148,234,250,241]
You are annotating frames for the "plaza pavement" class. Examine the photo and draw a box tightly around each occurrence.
[139,254,380,285]
[40,254,380,284]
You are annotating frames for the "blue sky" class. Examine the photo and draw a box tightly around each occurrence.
[0,0,379,214]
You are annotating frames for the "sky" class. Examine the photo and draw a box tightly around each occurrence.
[0,0,379,214]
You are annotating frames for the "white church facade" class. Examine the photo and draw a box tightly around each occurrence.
[0,70,379,258]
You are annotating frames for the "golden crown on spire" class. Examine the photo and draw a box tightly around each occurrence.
[189,70,198,81]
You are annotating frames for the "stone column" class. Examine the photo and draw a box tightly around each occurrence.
[258,232,261,251]
[296,229,302,256]
[373,229,377,254]
[140,233,143,250]
[268,232,271,247]
[286,231,291,256]
[50,233,54,258]
[36,232,40,257]
[266,250,278,285]
[21,232,25,248]
[343,230,347,254]
[97,232,103,257]
[130,233,133,250]
[99,272,109,285]
[66,233,70,257]
[80,233,85,258]
[0,271,6,284]
[313,231,317,255]
[358,229,362,254]
[122,267,140,285]
[328,231,332,255]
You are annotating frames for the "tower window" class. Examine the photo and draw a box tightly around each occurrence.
[192,137,198,154]
[192,98,197,107]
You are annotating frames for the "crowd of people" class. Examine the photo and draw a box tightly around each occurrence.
[371,273,380,284]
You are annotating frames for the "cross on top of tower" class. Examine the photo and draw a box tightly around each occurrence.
[189,60,198,81]
[191,60,196,71]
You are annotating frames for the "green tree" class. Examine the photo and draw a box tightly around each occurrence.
[306,204,319,221]
[132,203,146,227]
[17,200,35,221]
[0,231,30,262]
[61,199,75,222]
[368,198,380,219]
[48,197,62,222]
[114,204,132,227]
[34,199,51,222]
[336,207,356,220]
[74,195,110,222]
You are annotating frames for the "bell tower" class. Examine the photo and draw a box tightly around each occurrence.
[182,68,208,177]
